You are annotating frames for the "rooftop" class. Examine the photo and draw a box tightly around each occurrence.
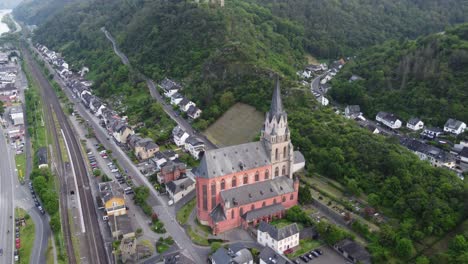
[259,246,291,264]
[336,239,371,264]
[108,214,134,236]
[242,203,285,222]
[195,141,269,179]
[166,177,194,195]
[258,221,299,241]
[445,118,465,130]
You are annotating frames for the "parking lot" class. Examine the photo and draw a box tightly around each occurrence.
[292,246,348,264]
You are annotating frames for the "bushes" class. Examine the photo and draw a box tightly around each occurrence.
[285,206,313,226]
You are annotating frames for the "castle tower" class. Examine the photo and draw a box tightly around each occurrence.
[261,76,294,178]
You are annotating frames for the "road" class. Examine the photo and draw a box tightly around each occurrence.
[310,74,322,92]
[0,127,15,264]
[101,27,217,150]
[22,44,110,264]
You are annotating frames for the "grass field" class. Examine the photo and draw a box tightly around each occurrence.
[15,153,26,183]
[204,103,263,147]
[287,239,323,258]
[176,199,195,225]
[16,208,35,264]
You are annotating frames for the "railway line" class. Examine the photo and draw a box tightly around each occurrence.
[21,43,109,264]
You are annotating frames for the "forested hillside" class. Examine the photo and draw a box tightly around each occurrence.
[331,24,468,126]
[254,0,468,58]
[13,0,79,25]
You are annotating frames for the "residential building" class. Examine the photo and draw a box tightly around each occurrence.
[345,105,361,119]
[112,122,134,144]
[9,106,23,126]
[400,138,456,169]
[179,98,196,112]
[134,138,159,160]
[460,147,468,164]
[172,126,190,147]
[158,160,186,184]
[376,112,402,129]
[259,246,291,264]
[37,147,48,169]
[195,78,304,234]
[99,182,126,216]
[170,93,184,106]
[211,243,254,264]
[421,127,444,139]
[162,150,178,161]
[334,239,371,264]
[108,214,135,239]
[406,117,424,131]
[159,78,182,98]
[166,177,195,203]
[257,221,299,254]
[444,118,466,135]
[187,105,202,119]
[184,136,205,160]
[151,152,168,170]
[0,83,17,97]
[311,90,328,106]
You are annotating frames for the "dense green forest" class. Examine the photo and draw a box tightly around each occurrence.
[13,0,79,25]
[331,24,468,126]
[15,0,468,262]
[253,0,468,58]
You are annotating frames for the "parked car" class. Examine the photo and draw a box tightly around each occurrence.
[111,168,119,173]
[0,248,3,256]
[311,251,319,257]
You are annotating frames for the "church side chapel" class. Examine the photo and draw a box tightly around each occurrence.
[195,77,305,234]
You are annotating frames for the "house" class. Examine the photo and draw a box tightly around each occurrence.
[90,97,105,115]
[172,126,190,147]
[99,182,126,216]
[211,243,254,264]
[259,246,291,264]
[257,221,299,254]
[400,138,456,169]
[37,147,48,169]
[375,112,402,129]
[9,106,24,126]
[345,105,361,119]
[311,90,328,106]
[187,105,202,119]
[159,78,182,98]
[334,239,371,264]
[134,138,159,160]
[112,122,134,144]
[162,251,195,264]
[195,78,303,234]
[81,92,93,108]
[170,93,184,106]
[421,127,444,139]
[459,147,468,164]
[406,117,424,131]
[166,177,195,204]
[162,150,178,161]
[108,214,135,239]
[151,152,168,170]
[292,151,305,174]
[444,118,466,135]
[179,98,196,112]
[0,83,18,97]
[158,160,186,184]
[184,136,205,160]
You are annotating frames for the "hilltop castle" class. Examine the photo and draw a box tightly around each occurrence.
[194,77,305,234]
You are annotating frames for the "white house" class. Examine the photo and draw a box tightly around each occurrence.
[444,118,466,135]
[406,117,424,131]
[111,122,134,144]
[460,147,468,164]
[257,222,299,254]
[422,127,444,139]
[172,126,189,147]
[170,93,184,106]
[345,105,361,119]
[159,78,181,98]
[179,98,196,112]
[187,105,202,119]
[166,177,195,204]
[184,136,205,159]
[376,112,402,129]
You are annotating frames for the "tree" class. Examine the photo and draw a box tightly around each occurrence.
[0,101,4,116]
[298,186,312,204]
[211,242,222,253]
[367,193,380,207]
[396,238,414,258]
[50,213,61,233]
[415,256,430,264]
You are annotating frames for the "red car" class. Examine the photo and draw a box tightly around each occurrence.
[15,242,20,249]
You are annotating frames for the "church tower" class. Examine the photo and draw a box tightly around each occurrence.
[261,76,294,179]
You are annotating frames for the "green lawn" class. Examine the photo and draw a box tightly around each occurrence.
[16,208,35,264]
[15,153,26,183]
[187,226,210,246]
[270,218,303,230]
[287,239,323,258]
[176,199,195,225]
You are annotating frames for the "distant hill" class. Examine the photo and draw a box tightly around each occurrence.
[0,0,22,9]
[330,24,468,127]
[13,0,79,25]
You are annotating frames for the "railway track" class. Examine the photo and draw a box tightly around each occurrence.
[21,44,109,264]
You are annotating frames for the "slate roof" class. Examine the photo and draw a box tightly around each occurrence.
[108,214,134,236]
[187,105,201,117]
[185,136,204,147]
[37,147,48,165]
[161,160,186,174]
[221,176,294,208]
[210,203,227,223]
[259,246,292,264]
[211,243,253,264]
[160,78,182,91]
[336,239,371,264]
[242,203,285,222]
[460,147,468,158]
[376,111,399,123]
[445,118,465,130]
[166,177,194,195]
[400,138,455,163]
[407,117,421,125]
[258,221,299,241]
[10,106,23,114]
[345,105,360,115]
[179,98,191,108]
[172,126,187,138]
[424,127,443,133]
[195,141,269,179]
[268,76,287,122]
[99,182,124,203]
[211,248,231,264]
[163,252,195,264]
[293,151,305,164]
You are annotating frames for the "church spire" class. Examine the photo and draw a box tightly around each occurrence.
[269,75,284,121]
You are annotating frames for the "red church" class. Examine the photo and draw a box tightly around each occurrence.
[195,77,305,234]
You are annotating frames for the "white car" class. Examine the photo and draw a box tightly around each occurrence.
[111,168,119,173]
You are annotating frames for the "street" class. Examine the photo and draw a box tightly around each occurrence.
[0,127,15,264]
